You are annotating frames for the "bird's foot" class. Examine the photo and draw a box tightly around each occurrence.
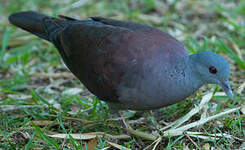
[110,110,158,141]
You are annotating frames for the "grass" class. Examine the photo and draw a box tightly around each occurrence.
[0,0,244,149]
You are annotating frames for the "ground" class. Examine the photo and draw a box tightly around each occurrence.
[0,0,244,149]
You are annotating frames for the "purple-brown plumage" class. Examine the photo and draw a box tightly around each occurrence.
[57,16,188,108]
[8,11,233,110]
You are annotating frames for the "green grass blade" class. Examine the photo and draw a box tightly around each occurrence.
[0,27,11,64]
[31,121,61,149]
[218,40,245,70]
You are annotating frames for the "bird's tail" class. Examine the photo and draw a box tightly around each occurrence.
[8,11,67,42]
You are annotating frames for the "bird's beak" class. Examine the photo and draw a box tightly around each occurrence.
[220,80,233,99]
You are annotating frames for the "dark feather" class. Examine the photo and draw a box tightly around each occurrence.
[8,11,188,104]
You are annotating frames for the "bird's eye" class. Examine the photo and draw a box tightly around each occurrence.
[209,66,217,74]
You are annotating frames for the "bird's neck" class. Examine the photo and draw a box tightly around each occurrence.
[173,56,204,98]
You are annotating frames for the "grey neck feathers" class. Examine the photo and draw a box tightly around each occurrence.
[171,55,204,99]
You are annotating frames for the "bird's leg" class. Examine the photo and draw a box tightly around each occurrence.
[109,109,129,129]
[108,104,158,141]
[145,110,161,130]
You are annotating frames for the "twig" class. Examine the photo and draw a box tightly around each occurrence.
[0,105,45,111]
[160,92,213,131]
[107,141,131,150]
[48,132,130,140]
[185,131,244,141]
[13,113,93,124]
[183,131,200,149]
[30,72,74,78]
[227,40,243,60]
[152,137,162,150]
[143,137,162,150]
[163,107,240,136]
[126,128,157,141]
[61,0,91,12]
[237,81,245,95]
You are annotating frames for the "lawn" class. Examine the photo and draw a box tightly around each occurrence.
[0,0,244,149]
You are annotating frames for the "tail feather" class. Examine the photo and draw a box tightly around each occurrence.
[8,11,64,42]
[9,11,76,73]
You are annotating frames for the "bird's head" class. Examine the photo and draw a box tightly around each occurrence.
[189,51,233,99]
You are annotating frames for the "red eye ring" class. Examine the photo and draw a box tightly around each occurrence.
[209,66,217,74]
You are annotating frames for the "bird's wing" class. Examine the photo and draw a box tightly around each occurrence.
[56,22,137,102]
[55,18,188,102]
[90,16,151,31]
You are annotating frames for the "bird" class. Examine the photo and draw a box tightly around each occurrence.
[8,11,233,112]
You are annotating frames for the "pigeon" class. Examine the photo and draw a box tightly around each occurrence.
[8,11,233,111]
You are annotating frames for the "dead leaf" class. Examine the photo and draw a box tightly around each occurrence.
[138,14,162,24]
[216,121,224,128]
[62,88,82,96]
[0,105,45,111]
[7,94,32,99]
[107,141,131,150]
[183,143,190,150]
[241,103,245,115]
[49,133,97,140]
[227,40,243,60]
[237,81,245,95]
[32,120,58,126]
[202,143,210,150]
[12,131,31,145]
[239,142,245,150]
[30,72,74,78]
[48,132,130,140]
[87,138,98,150]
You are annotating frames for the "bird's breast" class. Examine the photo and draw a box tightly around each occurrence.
[116,56,191,110]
